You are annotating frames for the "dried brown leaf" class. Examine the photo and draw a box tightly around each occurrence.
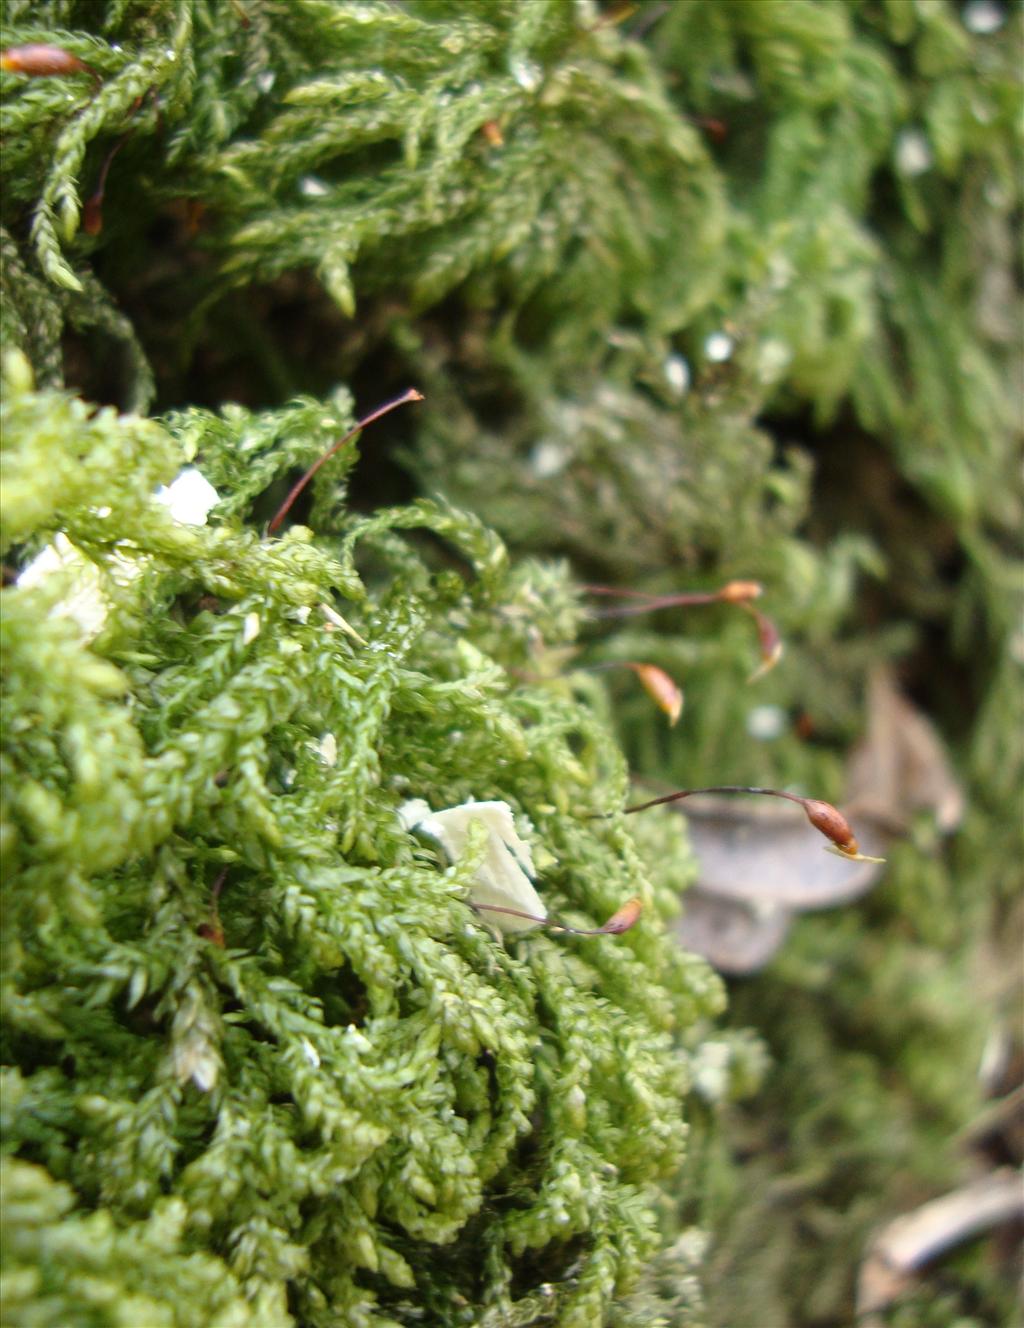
[857,1169,1024,1319]
[846,665,965,833]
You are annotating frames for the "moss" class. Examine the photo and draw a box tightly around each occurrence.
[1,360,724,1326]
[1,1,1021,1324]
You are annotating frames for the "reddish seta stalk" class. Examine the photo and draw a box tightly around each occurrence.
[83,135,128,236]
[197,868,228,947]
[473,896,643,936]
[585,578,763,615]
[267,388,423,534]
[586,579,783,680]
[619,786,884,863]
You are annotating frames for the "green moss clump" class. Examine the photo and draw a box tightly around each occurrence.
[0,1156,265,1328]
[1,359,724,1327]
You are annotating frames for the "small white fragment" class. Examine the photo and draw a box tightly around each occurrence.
[963,0,1005,34]
[257,70,276,92]
[318,732,338,767]
[529,440,570,479]
[398,799,548,935]
[895,128,933,177]
[94,505,112,518]
[664,354,690,396]
[17,537,81,589]
[17,535,110,639]
[171,1034,219,1092]
[704,332,734,363]
[344,1024,373,1053]
[509,57,541,91]
[242,612,261,645]
[188,1053,219,1093]
[746,704,786,741]
[300,1037,321,1069]
[321,602,366,643]
[156,467,220,525]
[756,338,792,383]
[292,605,312,624]
[397,798,444,841]
[690,1040,732,1102]
[299,174,330,198]
[977,1028,1010,1091]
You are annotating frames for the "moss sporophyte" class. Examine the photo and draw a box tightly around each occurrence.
[620,787,885,864]
[0,43,97,79]
[267,389,424,534]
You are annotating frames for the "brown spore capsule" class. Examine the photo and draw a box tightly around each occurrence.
[1,45,92,77]
[801,798,858,855]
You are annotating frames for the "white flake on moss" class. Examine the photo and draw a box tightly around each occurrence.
[398,798,548,934]
[16,534,111,639]
[155,467,220,525]
[18,469,220,639]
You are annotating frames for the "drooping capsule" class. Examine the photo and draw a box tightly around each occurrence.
[745,606,784,682]
[1,44,93,78]
[626,663,684,726]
